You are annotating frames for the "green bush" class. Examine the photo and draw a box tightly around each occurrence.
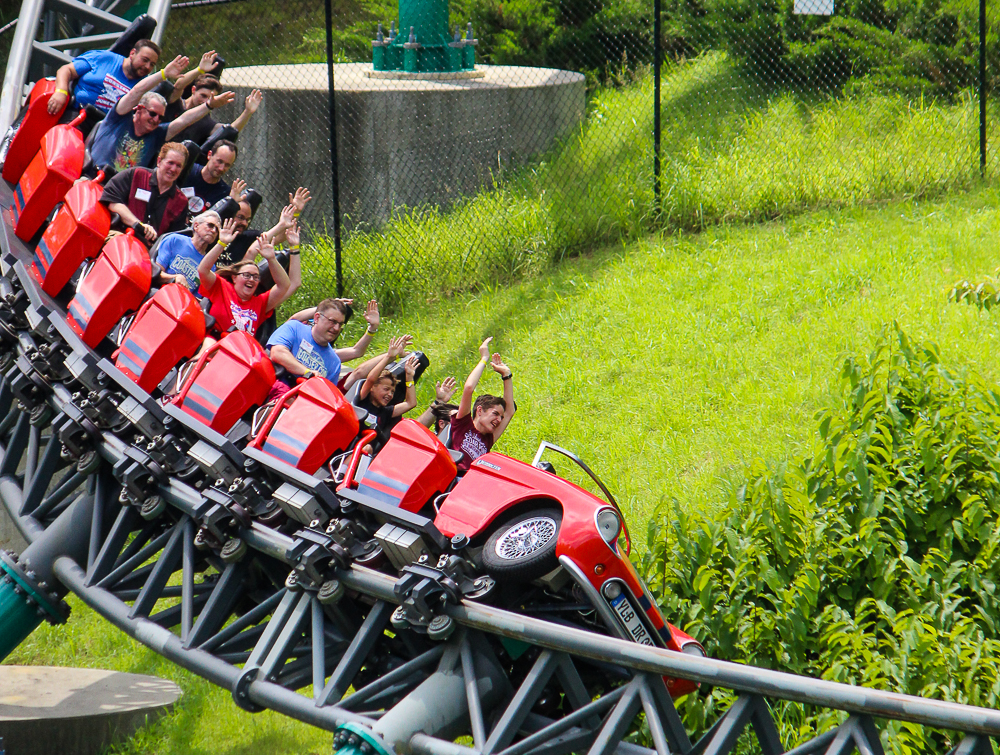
[643,326,1000,750]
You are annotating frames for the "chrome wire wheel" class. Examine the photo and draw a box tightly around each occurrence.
[494,516,558,560]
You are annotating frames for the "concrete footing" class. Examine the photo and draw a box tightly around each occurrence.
[217,63,586,229]
[0,666,182,755]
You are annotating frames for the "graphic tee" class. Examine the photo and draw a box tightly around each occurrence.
[155,233,211,294]
[71,50,140,113]
[181,164,231,214]
[449,413,494,471]
[357,396,400,450]
[266,320,342,383]
[89,108,169,172]
[200,276,270,336]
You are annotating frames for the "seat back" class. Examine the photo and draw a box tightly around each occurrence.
[12,110,87,241]
[66,230,152,348]
[173,331,276,433]
[32,173,110,296]
[357,419,458,513]
[114,284,206,393]
[250,377,360,474]
[1,79,67,184]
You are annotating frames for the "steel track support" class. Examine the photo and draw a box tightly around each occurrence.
[129,520,186,618]
[692,694,783,755]
[822,715,884,755]
[484,650,562,755]
[320,600,393,705]
[186,561,247,647]
[948,735,995,755]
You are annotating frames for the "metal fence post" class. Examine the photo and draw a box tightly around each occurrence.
[980,0,987,176]
[653,0,662,212]
[325,0,344,297]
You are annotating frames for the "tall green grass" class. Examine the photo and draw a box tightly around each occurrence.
[314,51,994,311]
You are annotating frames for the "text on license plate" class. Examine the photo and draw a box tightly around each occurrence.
[609,593,655,646]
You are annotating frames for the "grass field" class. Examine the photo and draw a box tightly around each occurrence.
[9,184,1000,754]
[313,51,1000,311]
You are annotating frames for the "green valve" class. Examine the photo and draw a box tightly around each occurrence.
[372,0,478,74]
[0,552,68,662]
[332,722,394,755]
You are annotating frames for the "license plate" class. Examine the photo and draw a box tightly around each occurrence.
[609,592,655,646]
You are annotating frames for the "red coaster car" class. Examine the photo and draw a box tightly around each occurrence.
[171,331,275,434]
[338,420,704,696]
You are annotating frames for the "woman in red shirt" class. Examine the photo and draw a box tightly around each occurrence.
[196,216,300,340]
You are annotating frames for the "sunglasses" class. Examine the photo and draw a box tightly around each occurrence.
[138,105,163,122]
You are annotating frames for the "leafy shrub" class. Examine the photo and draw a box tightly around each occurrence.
[643,326,1000,750]
[949,271,1000,311]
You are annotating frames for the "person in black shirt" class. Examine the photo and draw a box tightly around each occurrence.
[162,57,263,147]
[357,336,419,452]
[181,140,238,214]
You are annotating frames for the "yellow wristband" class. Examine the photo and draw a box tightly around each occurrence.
[405,380,414,387]
[55,88,69,96]
[479,357,488,366]
[218,240,229,249]
[160,69,167,81]
[196,66,205,75]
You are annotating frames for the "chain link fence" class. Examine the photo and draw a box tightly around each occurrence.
[0,0,996,309]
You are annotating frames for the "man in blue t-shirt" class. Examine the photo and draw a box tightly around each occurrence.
[267,306,344,386]
[154,210,221,293]
[89,54,234,172]
[48,40,161,115]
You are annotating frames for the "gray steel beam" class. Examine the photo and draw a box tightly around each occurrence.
[0,0,46,132]
[146,0,171,45]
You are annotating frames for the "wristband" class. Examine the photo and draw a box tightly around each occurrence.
[131,220,142,230]
[160,69,167,81]
[479,357,488,366]
[289,250,300,256]
[405,380,414,387]
[196,66,206,74]
[367,326,378,334]
[293,211,301,218]
[55,88,69,96]
[206,101,215,110]
[502,373,513,381]
[303,370,314,379]
[217,240,229,249]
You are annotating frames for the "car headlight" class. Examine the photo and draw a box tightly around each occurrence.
[680,643,706,657]
[596,508,621,544]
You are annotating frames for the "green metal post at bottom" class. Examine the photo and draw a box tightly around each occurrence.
[0,576,45,660]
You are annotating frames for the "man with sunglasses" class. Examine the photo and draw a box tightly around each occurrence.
[89,53,235,173]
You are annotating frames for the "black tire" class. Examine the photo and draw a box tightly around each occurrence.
[482,508,561,582]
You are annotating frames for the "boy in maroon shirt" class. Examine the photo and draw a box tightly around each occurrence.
[450,337,516,471]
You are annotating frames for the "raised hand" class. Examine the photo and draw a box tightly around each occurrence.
[289,187,311,214]
[404,355,418,380]
[388,335,410,360]
[285,220,300,248]
[198,50,219,73]
[364,300,380,330]
[478,337,493,360]
[258,236,276,261]
[490,353,511,377]
[245,89,263,113]
[277,203,295,230]
[435,377,457,402]
[210,91,236,109]
[229,177,247,201]
[165,55,190,80]
[219,217,239,244]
